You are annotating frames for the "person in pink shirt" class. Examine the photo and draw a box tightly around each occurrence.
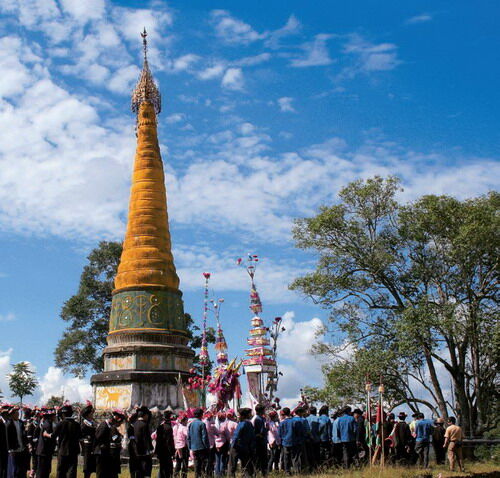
[267,410,281,472]
[203,411,219,476]
[173,415,189,478]
[225,410,238,441]
[214,412,230,477]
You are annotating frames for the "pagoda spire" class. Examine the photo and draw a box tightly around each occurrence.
[131,27,161,116]
[114,29,178,293]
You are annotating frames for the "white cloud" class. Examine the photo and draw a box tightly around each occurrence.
[59,0,105,23]
[108,64,141,93]
[0,349,13,400]
[265,14,301,49]
[198,63,226,80]
[210,10,264,45]
[406,13,433,25]
[234,53,271,67]
[341,34,400,77]
[275,312,325,406]
[173,53,200,72]
[174,245,303,304]
[39,367,92,404]
[165,113,186,124]
[221,67,244,91]
[278,97,296,113]
[290,34,333,67]
[0,313,16,322]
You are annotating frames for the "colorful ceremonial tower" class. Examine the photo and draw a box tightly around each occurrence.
[91,30,193,410]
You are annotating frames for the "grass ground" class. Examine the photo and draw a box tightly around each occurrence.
[43,461,500,477]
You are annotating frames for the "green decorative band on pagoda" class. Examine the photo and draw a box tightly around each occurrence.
[109,289,187,333]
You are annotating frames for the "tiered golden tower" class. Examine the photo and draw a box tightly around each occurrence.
[91,30,193,410]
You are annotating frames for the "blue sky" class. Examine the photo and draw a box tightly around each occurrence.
[0,0,498,405]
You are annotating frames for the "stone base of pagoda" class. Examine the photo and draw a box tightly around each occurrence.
[91,370,187,410]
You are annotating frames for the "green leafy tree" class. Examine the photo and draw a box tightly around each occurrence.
[292,177,499,436]
[55,241,121,377]
[7,361,38,405]
[55,241,215,378]
[44,395,64,408]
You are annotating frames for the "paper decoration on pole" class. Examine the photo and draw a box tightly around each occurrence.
[199,272,211,369]
[213,298,228,365]
[237,254,277,407]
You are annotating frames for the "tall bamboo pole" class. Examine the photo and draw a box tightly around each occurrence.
[366,381,373,467]
[379,381,385,468]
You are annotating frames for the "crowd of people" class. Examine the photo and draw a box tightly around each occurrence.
[0,401,466,478]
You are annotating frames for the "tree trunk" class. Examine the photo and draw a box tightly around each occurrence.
[423,345,448,419]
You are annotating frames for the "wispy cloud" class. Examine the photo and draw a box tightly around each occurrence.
[265,14,301,49]
[290,34,334,67]
[406,13,433,25]
[0,313,16,322]
[278,97,296,113]
[339,33,400,79]
[210,9,265,45]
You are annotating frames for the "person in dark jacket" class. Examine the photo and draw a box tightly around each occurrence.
[432,418,446,465]
[52,404,81,478]
[352,409,367,464]
[25,408,40,478]
[94,410,125,478]
[80,402,96,478]
[127,409,139,478]
[229,408,255,478]
[155,410,175,478]
[133,407,153,478]
[187,409,209,478]
[393,412,412,465]
[36,409,56,478]
[253,405,268,477]
[0,405,10,478]
[6,406,29,478]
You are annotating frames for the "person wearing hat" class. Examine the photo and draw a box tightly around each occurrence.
[0,404,11,478]
[155,410,174,478]
[266,410,281,473]
[392,412,412,465]
[80,402,96,478]
[94,409,125,478]
[432,417,446,465]
[36,408,56,478]
[24,407,39,478]
[6,406,29,478]
[173,414,189,478]
[52,404,81,478]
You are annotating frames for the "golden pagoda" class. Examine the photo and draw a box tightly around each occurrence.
[91,30,193,410]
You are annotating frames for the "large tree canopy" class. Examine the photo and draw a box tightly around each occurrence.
[292,177,499,436]
[55,241,214,378]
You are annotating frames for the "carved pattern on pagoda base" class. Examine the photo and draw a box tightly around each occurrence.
[109,288,187,333]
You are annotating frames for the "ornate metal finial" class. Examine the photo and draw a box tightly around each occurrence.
[131,28,161,115]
